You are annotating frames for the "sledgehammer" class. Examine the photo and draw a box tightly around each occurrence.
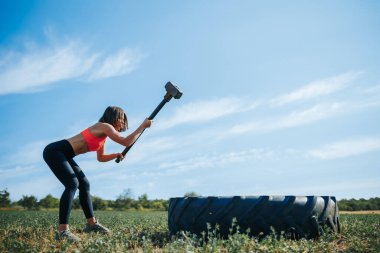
[115,81,182,163]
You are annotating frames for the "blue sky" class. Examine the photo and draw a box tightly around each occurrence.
[1,1,379,201]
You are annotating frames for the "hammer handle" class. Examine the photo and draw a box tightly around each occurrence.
[115,96,171,163]
[148,96,171,120]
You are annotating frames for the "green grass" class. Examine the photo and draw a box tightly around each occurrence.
[0,210,379,252]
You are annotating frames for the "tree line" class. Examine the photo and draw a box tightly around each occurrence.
[1,189,379,211]
[0,188,169,211]
[337,197,380,211]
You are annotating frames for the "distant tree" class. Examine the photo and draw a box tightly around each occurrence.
[131,201,141,210]
[18,195,39,210]
[338,197,380,211]
[118,188,134,199]
[162,200,169,211]
[373,197,380,210]
[151,200,169,211]
[138,193,151,209]
[39,194,59,208]
[73,196,81,209]
[92,196,107,210]
[338,200,349,211]
[113,197,133,210]
[184,191,201,197]
[0,189,11,207]
[112,188,135,210]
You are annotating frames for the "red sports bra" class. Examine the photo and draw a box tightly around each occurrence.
[81,128,107,151]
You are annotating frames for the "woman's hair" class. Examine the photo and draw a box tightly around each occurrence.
[99,106,128,132]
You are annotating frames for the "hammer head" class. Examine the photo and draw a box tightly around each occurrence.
[165,81,182,99]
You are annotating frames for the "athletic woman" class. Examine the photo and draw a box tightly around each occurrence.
[43,106,152,241]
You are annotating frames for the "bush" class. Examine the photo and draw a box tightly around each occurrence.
[0,189,11,207]
[39,194,59,209]
[92,196,108,210]
[338,197,380,211]
[18,195,39,210]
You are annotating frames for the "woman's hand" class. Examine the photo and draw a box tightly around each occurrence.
[97,150,125,163]
[115,153,124,161]
[142,118,153,128]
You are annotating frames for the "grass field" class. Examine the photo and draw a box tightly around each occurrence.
[339,210,380,215]
[0,210,379,252]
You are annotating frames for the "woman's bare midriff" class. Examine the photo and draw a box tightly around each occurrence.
[67,134,89,155]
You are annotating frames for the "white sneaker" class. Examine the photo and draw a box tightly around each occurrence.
[83,221,110,234]
[55,230,81,242]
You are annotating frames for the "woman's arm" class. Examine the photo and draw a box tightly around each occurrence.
[101,119,152,147]
[96,144,124,162]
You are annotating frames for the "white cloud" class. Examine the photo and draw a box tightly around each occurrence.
[0,42,96,95]
[158,97,259,129]
[0,41,142,95]
[88,48,143,80]
[308,137,380,160]
[0,165,40,180]
[270,71,362,106]
[9,140,49,165]
[360,84,380,94]
[228,102,345,135]
[148,148,274,176]
[154,71,368,132]
[79,148,275,184]
[6,175,61,201]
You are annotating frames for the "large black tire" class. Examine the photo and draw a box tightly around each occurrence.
[168,196,340,239]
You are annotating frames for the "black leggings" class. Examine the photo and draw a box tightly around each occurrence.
[43,140,94,224]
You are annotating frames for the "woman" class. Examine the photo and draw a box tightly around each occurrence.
[43,106,152,241]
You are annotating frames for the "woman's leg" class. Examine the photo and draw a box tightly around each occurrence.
[68,159,95,221]
[67,159,110,234]
[43,145,79,229]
